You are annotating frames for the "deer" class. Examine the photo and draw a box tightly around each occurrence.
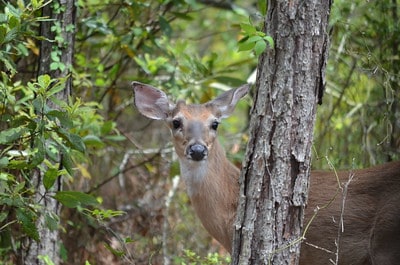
[132,81,400,265]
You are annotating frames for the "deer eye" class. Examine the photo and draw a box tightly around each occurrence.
[172,119,182,130]
[211,121,219,130]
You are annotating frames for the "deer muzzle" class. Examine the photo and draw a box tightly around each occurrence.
[188,144,208,161]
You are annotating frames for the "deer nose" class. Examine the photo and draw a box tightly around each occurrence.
[188,144,208,161]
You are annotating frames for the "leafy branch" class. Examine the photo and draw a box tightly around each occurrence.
[238,22,274,56]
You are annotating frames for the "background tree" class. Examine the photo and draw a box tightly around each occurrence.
[22,1,76,264]
[1,1,121,264]
[232,1,332,264]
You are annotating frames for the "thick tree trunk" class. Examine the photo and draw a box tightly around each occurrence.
[388,0,400,161]
[232,1,332,264]
[22,1,75,264]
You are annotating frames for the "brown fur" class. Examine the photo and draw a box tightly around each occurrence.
[302,162,400,264]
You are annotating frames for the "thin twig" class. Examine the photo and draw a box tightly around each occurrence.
[162,175,181,265]
[86,151,161,193]
[334,171,354,265]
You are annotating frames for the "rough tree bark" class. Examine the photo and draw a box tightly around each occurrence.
[22,1,76,264]
[388,0,400,161]
[232,1,332,264]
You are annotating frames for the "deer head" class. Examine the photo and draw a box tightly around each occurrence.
[132,82,249,164]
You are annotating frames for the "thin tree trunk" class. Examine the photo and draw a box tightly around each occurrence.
[232,1,332,264]
[22,1,76,264]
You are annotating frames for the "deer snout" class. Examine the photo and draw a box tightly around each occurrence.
[187,144,208,161]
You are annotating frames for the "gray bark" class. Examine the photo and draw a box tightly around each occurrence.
[22,1,75,264]
[388,0,400,161]
[232,1,332,264]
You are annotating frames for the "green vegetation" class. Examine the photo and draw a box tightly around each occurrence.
[314,0,399,168]
[0,0,398,264]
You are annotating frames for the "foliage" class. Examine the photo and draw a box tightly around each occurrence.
[0,1,125,263]
[0,72,125,259]
[174,249,231,265]
[238,21,274,56]
[313,0,400,168]
[0,0,46,75]
[1,0,399,263]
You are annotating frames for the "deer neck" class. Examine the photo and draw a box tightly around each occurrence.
[178,139,240,251]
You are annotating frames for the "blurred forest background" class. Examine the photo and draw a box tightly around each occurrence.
[0,0,399,264]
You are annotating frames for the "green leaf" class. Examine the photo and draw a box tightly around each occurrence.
[43,168,59,190]
[4,28,18,43]
[14,181,25,193]
[68,133,86,153]
[56,128,86,153]
[1,53,17,74]
[159,16,172,38]
[31,0,40,9]
[263,35,275,48]
[45,212,59,231]
[46,110,73,128]
[134,56,150,73]
[38,74,51,89]
[54,191,98,208]
[17,43,29,56]
[247,35,264,42]
[101,120,114,135]
[60,145,74,176]
[60,243,68,262]
[0,172,10,181]
[5,3,21,18]
[238,40,255,52]
[258,0,267,16]
[58,63,66,72]
[214,76,246,86]
[38,255,55,265]
[0,25,6,43]
[32,96,44,113]
[16,208,39,241]
[11,115,34,131]
[0,127,27,144]
[83,135,104,148]
[240,22,257,35]
[30,136,45,167]
[50,62,59,71]
[8,159,29,170]
[254,40,267,56]
[50,51,60,62]
[0,157,10,169]
[45,143,59,162]
[46,83,65,97]
[104,135,126,142]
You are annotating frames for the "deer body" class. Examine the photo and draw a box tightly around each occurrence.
[304,163,400,264]
[133,82,400,264]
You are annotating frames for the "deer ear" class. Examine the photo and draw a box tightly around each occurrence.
[132,82,172,120]
[208,84,250,118]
